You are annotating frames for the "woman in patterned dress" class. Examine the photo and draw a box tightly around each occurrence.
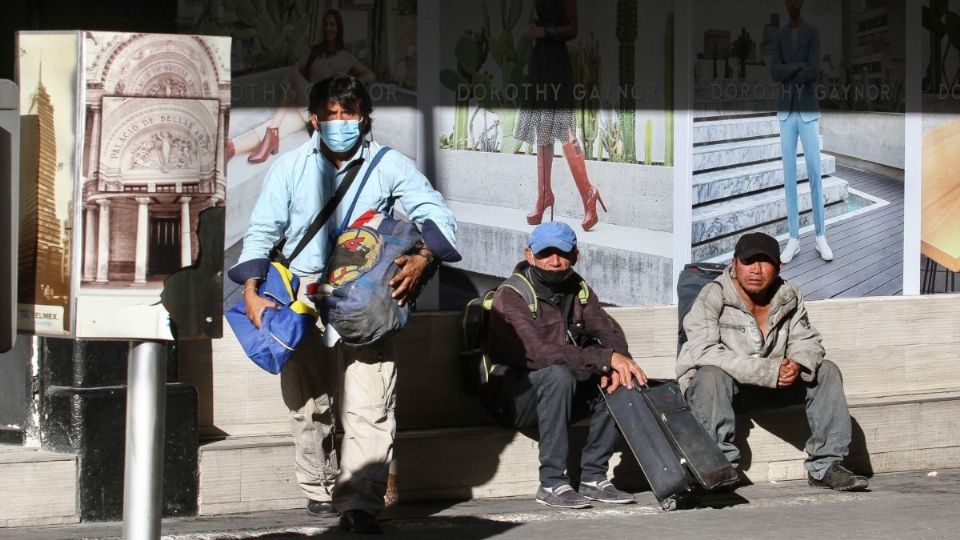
[517,0,605,231]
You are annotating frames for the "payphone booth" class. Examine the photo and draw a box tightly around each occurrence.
[0,80,18,354]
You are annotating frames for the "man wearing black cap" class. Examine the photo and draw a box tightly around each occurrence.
[484,222,648,508]
[677,232,867,491]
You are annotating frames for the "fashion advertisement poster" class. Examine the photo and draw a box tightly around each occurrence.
[433,0,676,307]
[691,0,906,301]
[920,0,960,294]
[16,32,80,336]
[177,0,419,307]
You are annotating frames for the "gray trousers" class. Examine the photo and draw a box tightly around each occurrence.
[684,361,852,480]
[501,364,619,487]
[279,279,397,515]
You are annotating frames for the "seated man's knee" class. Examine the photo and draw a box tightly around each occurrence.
[816,359,843,384]
[687,366,735,404]
[691,365,732,389]
[535,364,577,389]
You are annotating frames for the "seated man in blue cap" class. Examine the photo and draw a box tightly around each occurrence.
[482,221,648,508]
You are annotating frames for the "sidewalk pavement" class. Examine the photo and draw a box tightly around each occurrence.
[3,468,959,539]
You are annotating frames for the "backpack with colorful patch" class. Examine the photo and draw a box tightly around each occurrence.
[458,271,590,395]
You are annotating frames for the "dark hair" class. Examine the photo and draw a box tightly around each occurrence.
[301,9,346,80]
[309,75,373,135]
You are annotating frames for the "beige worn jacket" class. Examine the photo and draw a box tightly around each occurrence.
[676,265,825,391]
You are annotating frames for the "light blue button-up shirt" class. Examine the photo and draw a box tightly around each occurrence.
[236,133,457,277]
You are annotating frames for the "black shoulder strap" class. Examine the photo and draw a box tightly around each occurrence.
[279,157,364,267]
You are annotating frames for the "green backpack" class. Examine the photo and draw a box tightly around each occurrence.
[458,272,590,395]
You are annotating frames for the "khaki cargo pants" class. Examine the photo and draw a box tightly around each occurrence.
[279,278,397,516]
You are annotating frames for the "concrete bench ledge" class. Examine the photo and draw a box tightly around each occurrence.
[183,293,960,515]
[196,388,960,514]
[0,447,78,527]
[182,294,960,437]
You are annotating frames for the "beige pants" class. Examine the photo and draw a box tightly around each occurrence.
[279,279,398,515]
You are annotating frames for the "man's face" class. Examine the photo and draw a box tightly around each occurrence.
[785,0,803,18]
[525,247,577,272]
[733,255,779,295]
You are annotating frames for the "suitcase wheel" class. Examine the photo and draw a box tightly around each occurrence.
[659,497,678,512]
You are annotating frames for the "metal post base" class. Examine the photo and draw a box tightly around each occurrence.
[122,341,166,540]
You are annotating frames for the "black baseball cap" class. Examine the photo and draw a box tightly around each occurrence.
[734,232,781,266]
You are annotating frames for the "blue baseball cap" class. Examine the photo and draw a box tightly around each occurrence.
[529,222,578,255]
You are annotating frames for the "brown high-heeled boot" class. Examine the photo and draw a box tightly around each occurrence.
[527,147,555,225]
[562,139,607,231]
[247,127,280,164]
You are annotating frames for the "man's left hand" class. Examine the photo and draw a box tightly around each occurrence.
[389,252,431,306]
[601,353,648,394]
[778,358,800,387]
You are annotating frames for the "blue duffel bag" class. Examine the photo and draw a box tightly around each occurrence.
[225,262,318,374]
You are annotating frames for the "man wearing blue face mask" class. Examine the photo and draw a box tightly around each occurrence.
[229,76,459,534]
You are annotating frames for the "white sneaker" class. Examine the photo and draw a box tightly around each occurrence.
[815,235,834,261]
[780,237,800,263]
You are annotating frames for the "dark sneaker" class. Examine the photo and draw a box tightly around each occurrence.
[339,509,381,534]
[306,499,337,517]
[808,463,869,491]
[578,479,636,504]
[535,484,592,509]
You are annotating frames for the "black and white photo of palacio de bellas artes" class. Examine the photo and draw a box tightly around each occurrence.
[81,32,229,287]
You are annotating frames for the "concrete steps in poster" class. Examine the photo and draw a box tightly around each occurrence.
[693,134,823,172]
[691,111,851,261]
[694,113,781,144]
[692,175,849,245]
[693,154,836,205]
[691,198,851,262]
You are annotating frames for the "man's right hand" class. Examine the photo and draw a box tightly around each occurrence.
[601,352,648,394]
[778,358,800,387]
[243,280,277,329]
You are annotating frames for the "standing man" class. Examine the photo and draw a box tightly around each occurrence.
[677,232,867,491]
[773,0,832,263]
[229,76,459,534]
[483,222,647,508]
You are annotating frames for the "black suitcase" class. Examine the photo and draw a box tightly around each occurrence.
[602,380,738,510]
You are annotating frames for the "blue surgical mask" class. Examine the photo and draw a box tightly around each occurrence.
[320,119,362,153]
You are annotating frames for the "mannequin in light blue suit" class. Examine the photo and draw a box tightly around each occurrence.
[772,0,832,262]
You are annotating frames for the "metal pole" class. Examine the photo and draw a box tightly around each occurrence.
[122,340,166,540]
